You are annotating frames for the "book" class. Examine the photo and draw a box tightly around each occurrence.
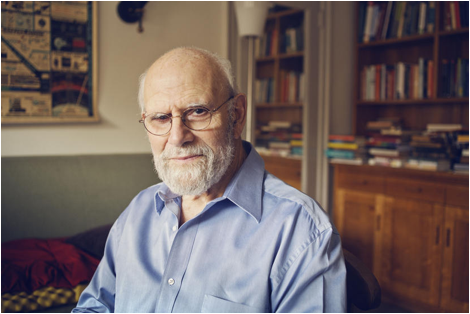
[397,2,407,38]
[358,2,368,42]
[363,2,375,43]
[325,149,356,159]
[382,1,394,39]
[330,158,365,166]
[426,1,436,32]
[427,124,462,132]
[418,2,427,34]
[329,134,356,142]
[328,142,359,150]
[405,158,451,171]
[369,147,410,157]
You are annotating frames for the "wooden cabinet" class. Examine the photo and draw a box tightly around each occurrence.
[441,205,469,312]
[377,197,444,308]
[333,164,469,312]
[335,189,379,271]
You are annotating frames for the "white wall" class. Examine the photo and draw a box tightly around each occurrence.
[1,1,228,157]
[330,1,354,135]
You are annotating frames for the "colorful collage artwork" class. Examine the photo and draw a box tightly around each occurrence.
[1,1,97,123]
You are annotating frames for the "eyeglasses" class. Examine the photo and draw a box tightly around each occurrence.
[139,96,234,136]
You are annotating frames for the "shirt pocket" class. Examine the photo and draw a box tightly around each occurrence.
[201,294,266,313]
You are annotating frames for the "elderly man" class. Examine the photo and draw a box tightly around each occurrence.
[73,47,346,313]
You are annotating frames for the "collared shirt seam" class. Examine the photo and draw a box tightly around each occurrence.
[227,196,260,223]
[273,227,332,286]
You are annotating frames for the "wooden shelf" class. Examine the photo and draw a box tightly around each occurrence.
[331,163,468,185]
[439,28,470,37]
[357,98,469,106]
[358,33,434,49]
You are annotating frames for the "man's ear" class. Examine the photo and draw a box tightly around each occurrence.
[232,94,247,140]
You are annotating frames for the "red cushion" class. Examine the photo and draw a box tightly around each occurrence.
[2,238,100,294]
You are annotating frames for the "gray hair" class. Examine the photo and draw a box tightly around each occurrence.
[138,47,238,113]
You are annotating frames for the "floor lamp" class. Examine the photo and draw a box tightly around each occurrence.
[234,2,269,144]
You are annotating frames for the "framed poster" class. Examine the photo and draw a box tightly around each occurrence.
[1,1,98,124]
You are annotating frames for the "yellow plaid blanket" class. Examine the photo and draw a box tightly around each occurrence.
[1,284,87,313]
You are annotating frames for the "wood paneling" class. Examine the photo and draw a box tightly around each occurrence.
[441,205,469,312]
[378,198,444,307]
[385,177,445,203]
[334,189,378,270]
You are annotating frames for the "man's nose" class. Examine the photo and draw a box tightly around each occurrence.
[167,116,193,147]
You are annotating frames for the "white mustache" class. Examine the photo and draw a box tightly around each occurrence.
[160,145,209,160]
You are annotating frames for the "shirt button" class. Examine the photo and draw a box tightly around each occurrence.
[168,278,175,286]
[172,225,177,232]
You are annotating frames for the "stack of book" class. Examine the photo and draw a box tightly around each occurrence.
[326,135,367,165]
[255,121,302,158]
[365,118,413,168]
[403,124,463,171]
[255,78,275,104]
[440,58,469,98]
[358,1,436,43]
[361,58,434,101]
[453,134,469,173]
[280,25,304,53]
[442,1,469,31]
[279,70,304,103]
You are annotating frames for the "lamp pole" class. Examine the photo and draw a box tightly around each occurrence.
[234,1,269,145]
[246,36,255,143]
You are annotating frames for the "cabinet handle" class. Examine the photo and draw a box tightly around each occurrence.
[435,226,440,245]
[376,215,381,231]
[446,229,451,247]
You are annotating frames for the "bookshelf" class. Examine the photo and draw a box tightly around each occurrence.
[331,2,469,312]
[254,7,305,190]
[353,1,469,136]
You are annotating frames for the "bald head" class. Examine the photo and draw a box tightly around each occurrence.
[138,47,237,113]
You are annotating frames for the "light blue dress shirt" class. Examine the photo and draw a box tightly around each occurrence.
[73,141,347,313]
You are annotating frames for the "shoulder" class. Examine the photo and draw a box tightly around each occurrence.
[262,172,334,235]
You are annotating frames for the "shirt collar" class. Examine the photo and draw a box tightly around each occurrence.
[154,141,265,223]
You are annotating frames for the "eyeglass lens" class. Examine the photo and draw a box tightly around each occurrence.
[144,107,212,135]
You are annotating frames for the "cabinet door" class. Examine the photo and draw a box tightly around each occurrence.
[376,197,444,307]
[441,205,469,313]
[334,189,379,271]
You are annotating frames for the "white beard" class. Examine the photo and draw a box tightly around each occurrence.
[153,125,235,196]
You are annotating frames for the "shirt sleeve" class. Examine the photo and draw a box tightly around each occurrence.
[72,221,121,313]
[270,227,347,313]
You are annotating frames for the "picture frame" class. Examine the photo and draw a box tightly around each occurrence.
[1,1,99,124]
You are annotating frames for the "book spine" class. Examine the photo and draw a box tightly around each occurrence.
[454,1,461,29]
[358,2,368,43]
[329,135,356,142]
[426,1,436,33]
[427,60,433,98]
[381,64,386,100]
[418,58,424,99]
[382,2,393,39]
[418,2,427,34]
[397,2,407,37]
[363,2,375,43]
[445,2,452,31]
[375,65,381,100]
[450,2,457,30]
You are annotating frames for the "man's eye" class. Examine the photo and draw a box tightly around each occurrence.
[187,108,209,120]
[150,115,170,123]
[194,108,207,115]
